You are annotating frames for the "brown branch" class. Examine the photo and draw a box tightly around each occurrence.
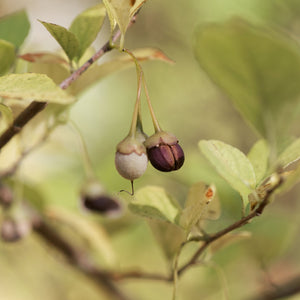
[0,16,136,151]
[33,218,132,300]
[249,275,300,300]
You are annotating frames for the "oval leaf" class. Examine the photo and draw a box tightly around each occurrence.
[199,140,256,205]
[0,73,75,104]
[39,20,79,61]
[129,185,181,224]
[180,182,220,231]
[276,138,300,168]
[69,4,106,58]
[0,10,30,48]
[247,139,270,184]
[0,39,15,75]
[194,19,300,143]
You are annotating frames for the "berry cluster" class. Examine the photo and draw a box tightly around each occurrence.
[114,49,184,184]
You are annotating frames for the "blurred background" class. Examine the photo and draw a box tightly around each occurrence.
[0,0,300,299]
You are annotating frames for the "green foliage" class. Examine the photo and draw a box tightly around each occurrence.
[0,40,15,75]
[0,10,30,48]
[276,138,300,168]
[40,4,106,62]
[180,182,220,231]
[69,4,106,59]
[103,0,147,47]
[247,139,269,184]
[194,19,300,149]
[129,185,181,224]
[199,140,256,206]
[0,73,74,104]
[148,219,186,260]
[39,21,80,62]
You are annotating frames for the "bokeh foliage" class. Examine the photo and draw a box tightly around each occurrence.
[0,0,300,300]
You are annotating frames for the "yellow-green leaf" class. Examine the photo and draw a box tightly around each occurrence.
[199,140,256,206]
[247,139,270,185]
[180,182,220,231]
[277,138,300,168]
[69,4,106,58]
[103,0,147,47]
[129,185,181,224]
[39,20,80,61]
[0,73,75,104]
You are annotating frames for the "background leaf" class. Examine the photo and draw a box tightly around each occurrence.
[0,10,30,48]
[247,139,270,185]
[0,40,15,75]
[180,182,220,231]
[129,185,181,224]
[45,206,116,267]
[147,219,186,260]
[276,138,300,168]
[39,21,79,61]
[199,140,256,205]
[194,19,300,149]
[69,4,106,59]
[0,73,75,104]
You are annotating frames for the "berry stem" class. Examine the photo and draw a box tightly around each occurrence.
[122,48,162,133]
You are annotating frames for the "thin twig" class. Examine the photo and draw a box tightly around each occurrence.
[0,16,137,151]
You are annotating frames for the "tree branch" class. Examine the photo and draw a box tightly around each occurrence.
[33,218,132,300]
[249,275,300,300]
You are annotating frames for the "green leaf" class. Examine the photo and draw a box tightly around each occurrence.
[72,47,173,95]
[69,4,106,58]
[39,20,79,61]
[0,10,30,48]
[194,19,300,144]
[147,219,186,260]
[19,52,70,84]
[180,182,220,231]
[0,39,15,75]
[0,73,75,104]
[103,0,147,47]
[199,140,256,205]
[247,139,270,184]
[129,185,181,224]
[0,103,13,126]
[276,138,300,168]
